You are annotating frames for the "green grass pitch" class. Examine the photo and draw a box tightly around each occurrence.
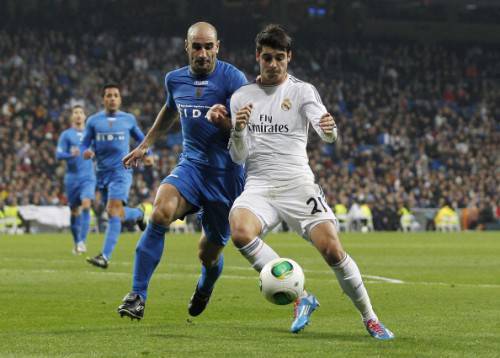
[1,231,499,357]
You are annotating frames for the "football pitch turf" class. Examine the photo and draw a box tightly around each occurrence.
[1,231,499,357]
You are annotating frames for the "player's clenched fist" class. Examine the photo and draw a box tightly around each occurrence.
[83,149,95,160]
[207,104,231,131]
[123,145,148,168]
[319,113,336,134]
[235,103,253,132]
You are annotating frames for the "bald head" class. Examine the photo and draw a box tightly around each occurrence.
[187,22,218,41]
[185,22,220,75]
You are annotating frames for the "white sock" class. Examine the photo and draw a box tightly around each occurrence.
[238,237,279,272]
[332,253,378,322]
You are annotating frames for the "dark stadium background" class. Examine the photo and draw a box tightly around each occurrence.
[0,0,498,233]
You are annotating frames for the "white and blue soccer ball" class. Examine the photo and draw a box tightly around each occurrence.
[259,258,305,305]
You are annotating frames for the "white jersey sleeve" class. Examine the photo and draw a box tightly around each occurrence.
[300,83,337,143]
[229,92,251,164]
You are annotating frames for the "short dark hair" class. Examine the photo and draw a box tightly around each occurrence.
[71,104,84,111]
[255,24,292,53]
[102,83,120,96]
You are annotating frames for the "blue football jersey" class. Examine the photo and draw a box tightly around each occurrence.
[165,60,247,169]
[81,110,145,172]
[56,128,95,179]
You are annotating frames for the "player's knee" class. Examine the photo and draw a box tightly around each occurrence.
[81,199,91,209]
[230,222,256,248]
[321,240,345,265]
[150,204,175,226]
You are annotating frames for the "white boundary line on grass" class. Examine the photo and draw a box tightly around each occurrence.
[362,275,405,284]
[2,267,500,289]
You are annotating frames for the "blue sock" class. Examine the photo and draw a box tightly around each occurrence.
[124,207,142,222]
[132,222,167,300]
[197,254,224,296]
[102,216,122,260]
[70,214,81,244]
[80,209,91,243]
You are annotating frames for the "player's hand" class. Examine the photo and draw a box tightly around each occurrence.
[83,149,94,160]
[319,113,336,134]
[123,145,148,168]
[207,104,231,131]
[71,147,80,157]
[143,155,154,166]
[235,104,253,132]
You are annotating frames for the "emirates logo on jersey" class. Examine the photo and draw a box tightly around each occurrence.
[281,98,292,111]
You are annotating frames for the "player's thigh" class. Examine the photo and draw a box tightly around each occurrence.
[65,180,81,209]
[276,182,338,240]
[161,160,204,211]
[79,177,96,206]
[151,183,194,225]
[230,188,281,240]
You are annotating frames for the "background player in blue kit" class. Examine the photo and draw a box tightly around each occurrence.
[117,22,247,320]
[82,84,153,269]
[56,105,96,255]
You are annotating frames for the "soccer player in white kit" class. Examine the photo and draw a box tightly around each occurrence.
[226,25,394,339]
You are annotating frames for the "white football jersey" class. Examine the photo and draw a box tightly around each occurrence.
[229,74,336,187]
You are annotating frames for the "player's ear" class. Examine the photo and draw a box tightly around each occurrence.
[255,50,260,63]
[184,39,189,53]
[215,40,220,54]
[287,50,292,63]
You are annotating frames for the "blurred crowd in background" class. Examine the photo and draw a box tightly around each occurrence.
[0,30,498,231]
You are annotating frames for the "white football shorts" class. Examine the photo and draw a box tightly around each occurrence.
[230,181,338,240]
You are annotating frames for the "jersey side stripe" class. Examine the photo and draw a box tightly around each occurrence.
[311,85,324,105]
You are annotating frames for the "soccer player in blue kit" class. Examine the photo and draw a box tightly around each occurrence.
[117,22,247,319]
[56,105,96,255]
[82,84,153,269]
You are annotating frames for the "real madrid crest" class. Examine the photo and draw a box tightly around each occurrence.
[281,98,292,111]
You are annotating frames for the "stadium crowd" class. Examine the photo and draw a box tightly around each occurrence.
[0,30,498,230]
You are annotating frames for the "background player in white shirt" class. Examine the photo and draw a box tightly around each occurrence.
[224,24,394,339]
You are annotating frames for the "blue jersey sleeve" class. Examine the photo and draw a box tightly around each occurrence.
[164,72,176,109]
[81,118,95,152]
[129,115,145,143]
[56,131,73,160]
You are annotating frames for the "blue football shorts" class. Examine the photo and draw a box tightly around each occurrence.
[97,169,133,204]
[161,159,244,246]
[65,176,96,208]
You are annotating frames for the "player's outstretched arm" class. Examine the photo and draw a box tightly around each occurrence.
[123,104,178,168]
[318,113,338,143]
[301,84,338,143]
[80,119,95,160]
[229,104,252,164]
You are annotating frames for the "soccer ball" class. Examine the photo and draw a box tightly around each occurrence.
[259,258,305,305]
